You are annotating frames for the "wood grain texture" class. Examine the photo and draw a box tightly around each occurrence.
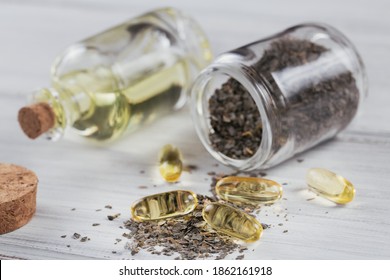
[0,0,389,259]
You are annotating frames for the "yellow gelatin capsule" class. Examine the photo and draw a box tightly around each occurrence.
[131,190,198,221]
[216,176,282,206]
[202,202,263,242]
[158,144,183,182]
[306,168,355,204]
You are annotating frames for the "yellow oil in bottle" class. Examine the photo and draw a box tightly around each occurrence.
[216,176,282,206]
[131,190,198,222]
[158,144,183,182]
[202,202,263,242]
[306,168,355,204]
[53,54,188,141]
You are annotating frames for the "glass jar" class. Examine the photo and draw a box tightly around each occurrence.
[18,7,212,142]
[191,23,367,170]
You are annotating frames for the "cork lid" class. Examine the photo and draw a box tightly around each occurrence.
[18,102,55,139]
[0,163,38,234]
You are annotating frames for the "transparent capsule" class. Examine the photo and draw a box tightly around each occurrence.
[202,202,263,242]
[158,144,183,182]
[131,190,198,221]
[306,168,355,204]
[216,176,282,206]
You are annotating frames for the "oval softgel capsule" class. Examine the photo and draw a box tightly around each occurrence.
[202,202,263,242]
[131,190,198,221]
[158,144,183,182]
[306,168,355,204]
[216,176,282,206]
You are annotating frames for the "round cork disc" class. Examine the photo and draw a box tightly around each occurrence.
[0,163,38,234]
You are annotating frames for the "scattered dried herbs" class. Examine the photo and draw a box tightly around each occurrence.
[61,165,292,259]
[123,195,248,260]
[184,164,198,173]
[72,233,80,239]
[80,236,90,242]
[108,213,121,221]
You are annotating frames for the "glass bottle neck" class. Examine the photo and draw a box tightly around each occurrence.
[29,86,90,141]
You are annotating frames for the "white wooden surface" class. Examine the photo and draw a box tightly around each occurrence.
[0,0,390,260]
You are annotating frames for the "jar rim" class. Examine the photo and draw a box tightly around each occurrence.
[190,59,275,170]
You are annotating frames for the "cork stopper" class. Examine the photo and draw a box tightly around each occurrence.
[18,102,55,139]
[0,163,38,235]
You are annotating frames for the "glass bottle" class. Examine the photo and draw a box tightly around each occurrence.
[191,23,367,170]
[18,7,212,142]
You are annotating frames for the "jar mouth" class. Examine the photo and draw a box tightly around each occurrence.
[191,61,274,171]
